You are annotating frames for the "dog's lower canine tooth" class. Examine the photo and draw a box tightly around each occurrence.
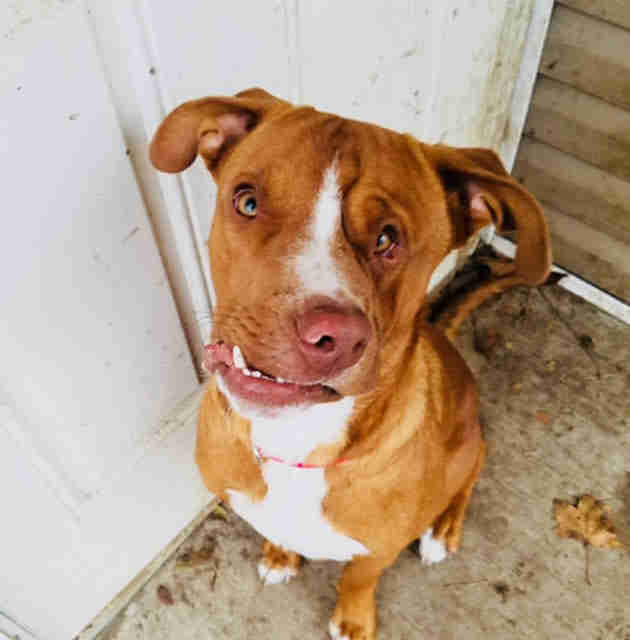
[251,370,262,378]
[243,368,252,376]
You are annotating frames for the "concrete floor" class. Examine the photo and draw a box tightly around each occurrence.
[99,286,630,640]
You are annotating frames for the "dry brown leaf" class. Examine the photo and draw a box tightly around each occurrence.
[554,495,624,550]
[156,584,174,605]
[176,539,217,571]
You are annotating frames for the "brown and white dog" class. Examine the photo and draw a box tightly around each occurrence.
[150,88,551,639]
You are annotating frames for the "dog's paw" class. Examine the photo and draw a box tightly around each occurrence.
[328,620,349,640]
[257,561,297,585]
[418,527,448,566]
[258,540,302,585]
[329,619,372,640]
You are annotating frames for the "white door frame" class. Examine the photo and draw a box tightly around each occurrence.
[87,0,218,370]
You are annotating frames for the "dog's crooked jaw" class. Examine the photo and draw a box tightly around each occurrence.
[204,342,341,407]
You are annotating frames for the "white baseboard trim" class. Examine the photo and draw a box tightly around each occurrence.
[0,612,40,640]
[491,236,630,325]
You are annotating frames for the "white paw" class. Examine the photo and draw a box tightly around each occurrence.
[257,560,297,585]
[419,527,448,566]
[328,620,349,640]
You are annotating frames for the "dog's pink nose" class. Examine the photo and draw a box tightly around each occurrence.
[295,302,371,378]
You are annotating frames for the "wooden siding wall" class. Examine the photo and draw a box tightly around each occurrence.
[513,1,630,301]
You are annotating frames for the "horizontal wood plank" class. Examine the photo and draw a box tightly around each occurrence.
[524,76,630,182]
[558,0,630,31]
[519,3,630,297]
[540,5,630,108]
[546,206,630,302]
[513,138,630,244]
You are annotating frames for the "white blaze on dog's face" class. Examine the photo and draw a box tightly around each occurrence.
[293,160,355,304]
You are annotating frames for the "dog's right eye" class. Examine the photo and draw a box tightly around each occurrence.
[374,225,399,257]
[233,188,257,218]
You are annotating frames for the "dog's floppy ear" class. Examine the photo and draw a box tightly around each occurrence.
[423,143,552,286]
[150,88,291,174]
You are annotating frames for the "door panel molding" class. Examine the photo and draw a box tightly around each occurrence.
[0,610,40,640]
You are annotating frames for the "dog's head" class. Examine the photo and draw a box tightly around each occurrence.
[151,88,550,413]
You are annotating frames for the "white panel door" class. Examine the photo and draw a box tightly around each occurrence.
[0,2,205,638]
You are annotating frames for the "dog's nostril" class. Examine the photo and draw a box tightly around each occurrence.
[295,303,371,375]
[315,335,335,352]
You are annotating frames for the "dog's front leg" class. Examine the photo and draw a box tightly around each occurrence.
[329,552,398,640]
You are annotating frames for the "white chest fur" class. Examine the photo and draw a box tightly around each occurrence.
[217,378,368,560]
[227,461,368,561]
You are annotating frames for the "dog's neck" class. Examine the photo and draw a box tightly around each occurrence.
[215,322,424,467]
[216,374,356,464]
[336,322,437,465]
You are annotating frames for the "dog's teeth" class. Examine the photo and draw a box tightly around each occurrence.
[233,345,246,369]
[243,368,252,377]
[251,370,262,378]
[276,377,286,384]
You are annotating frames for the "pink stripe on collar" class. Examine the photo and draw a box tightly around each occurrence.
[255,447,348,469]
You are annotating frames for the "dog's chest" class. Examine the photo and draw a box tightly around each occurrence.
[222,396,368,561]
[227,462,368,561]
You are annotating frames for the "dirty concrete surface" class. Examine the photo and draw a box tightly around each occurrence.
[99,286,630,640]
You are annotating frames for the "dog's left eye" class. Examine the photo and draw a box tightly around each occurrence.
[374,225,398,255]
[234,189,258,218]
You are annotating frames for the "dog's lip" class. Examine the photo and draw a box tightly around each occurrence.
[203,342,234,370]
[204,341,341,407]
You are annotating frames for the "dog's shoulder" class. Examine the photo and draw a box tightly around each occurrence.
[196,379,267,502]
